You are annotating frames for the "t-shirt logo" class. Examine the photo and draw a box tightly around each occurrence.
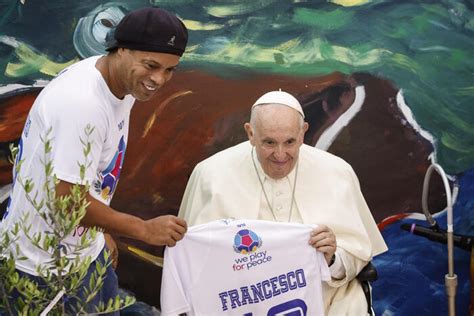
[233,229,262,254]
[95,136,126,201]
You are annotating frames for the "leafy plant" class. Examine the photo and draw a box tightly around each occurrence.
[0,126,135,315]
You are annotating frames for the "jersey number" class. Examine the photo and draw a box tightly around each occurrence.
[243,299,307,316]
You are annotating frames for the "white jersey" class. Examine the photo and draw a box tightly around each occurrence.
[0,56,135,275]
[161,219,330,316]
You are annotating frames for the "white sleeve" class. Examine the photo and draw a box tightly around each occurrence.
[326,247,368,288]
[307,223,331,282]
[318,251,331,282]
[160,246,191,316]
[41,96,108,185]
[329,251,346,280]
[178,163,209,225]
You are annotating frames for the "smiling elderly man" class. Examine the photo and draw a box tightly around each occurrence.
[179,90,387,315]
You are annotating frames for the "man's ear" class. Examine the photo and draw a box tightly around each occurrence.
[244,123,255,145]
[299,122,309,144]
[303,122,309,133]
[117,47,130,58]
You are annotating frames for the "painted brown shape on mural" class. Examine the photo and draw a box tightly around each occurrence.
[0,71,447,224]
[111,70,445,225]
[0,88,42,185]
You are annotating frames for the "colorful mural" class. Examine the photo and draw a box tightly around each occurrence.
[0,0,473,314]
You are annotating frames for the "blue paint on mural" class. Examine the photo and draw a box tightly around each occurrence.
[374,166,474,315]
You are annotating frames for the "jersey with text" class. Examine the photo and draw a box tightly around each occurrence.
[161,219,330,316]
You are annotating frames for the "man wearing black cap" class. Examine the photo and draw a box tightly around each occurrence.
[0,7,188,313]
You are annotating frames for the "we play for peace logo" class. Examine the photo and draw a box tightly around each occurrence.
[232,227,271,272]
[233,229,262,254]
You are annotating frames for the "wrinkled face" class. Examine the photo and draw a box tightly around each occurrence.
[116,49,180,101]
[245,104,308,179]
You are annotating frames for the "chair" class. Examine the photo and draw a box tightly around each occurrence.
[356,262,378,316]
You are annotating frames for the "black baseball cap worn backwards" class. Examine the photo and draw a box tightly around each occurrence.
[106,7,188,56]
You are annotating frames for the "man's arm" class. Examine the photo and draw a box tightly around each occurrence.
[104,233,119,269]
[57,180,187,247]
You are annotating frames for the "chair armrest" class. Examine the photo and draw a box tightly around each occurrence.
[356,262,378,282]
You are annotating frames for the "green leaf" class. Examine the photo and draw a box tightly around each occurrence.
[0,125,115,313]
[23,178,34,194]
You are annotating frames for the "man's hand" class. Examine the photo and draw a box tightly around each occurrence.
[308,224,337,264]
[142,215,187,247]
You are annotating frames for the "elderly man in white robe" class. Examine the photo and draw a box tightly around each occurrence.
[178,90,388,315]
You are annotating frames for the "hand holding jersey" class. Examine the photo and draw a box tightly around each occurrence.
[161,219,331,316]
[309,224,337,266]
[142,215,187,247]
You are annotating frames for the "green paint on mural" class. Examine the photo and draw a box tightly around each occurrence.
[204,0,276,18]
[0,0,473,173]
[182,19,224,31]
[448,49,471,70]
[389,54,421,74]
[5,42,78,77]
[441,133,474,154]
[456,86,474,97]
[293,7,354,30]
[329,0,373,6]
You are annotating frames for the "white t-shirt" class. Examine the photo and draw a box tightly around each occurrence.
[161,219,330,316]
[0,56,135,275]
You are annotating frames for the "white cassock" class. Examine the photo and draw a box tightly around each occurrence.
[179,141,388,315]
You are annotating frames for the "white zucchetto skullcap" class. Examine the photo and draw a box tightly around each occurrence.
[252,90,305,118]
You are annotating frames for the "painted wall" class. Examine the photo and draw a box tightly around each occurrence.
[0,0,473,314]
